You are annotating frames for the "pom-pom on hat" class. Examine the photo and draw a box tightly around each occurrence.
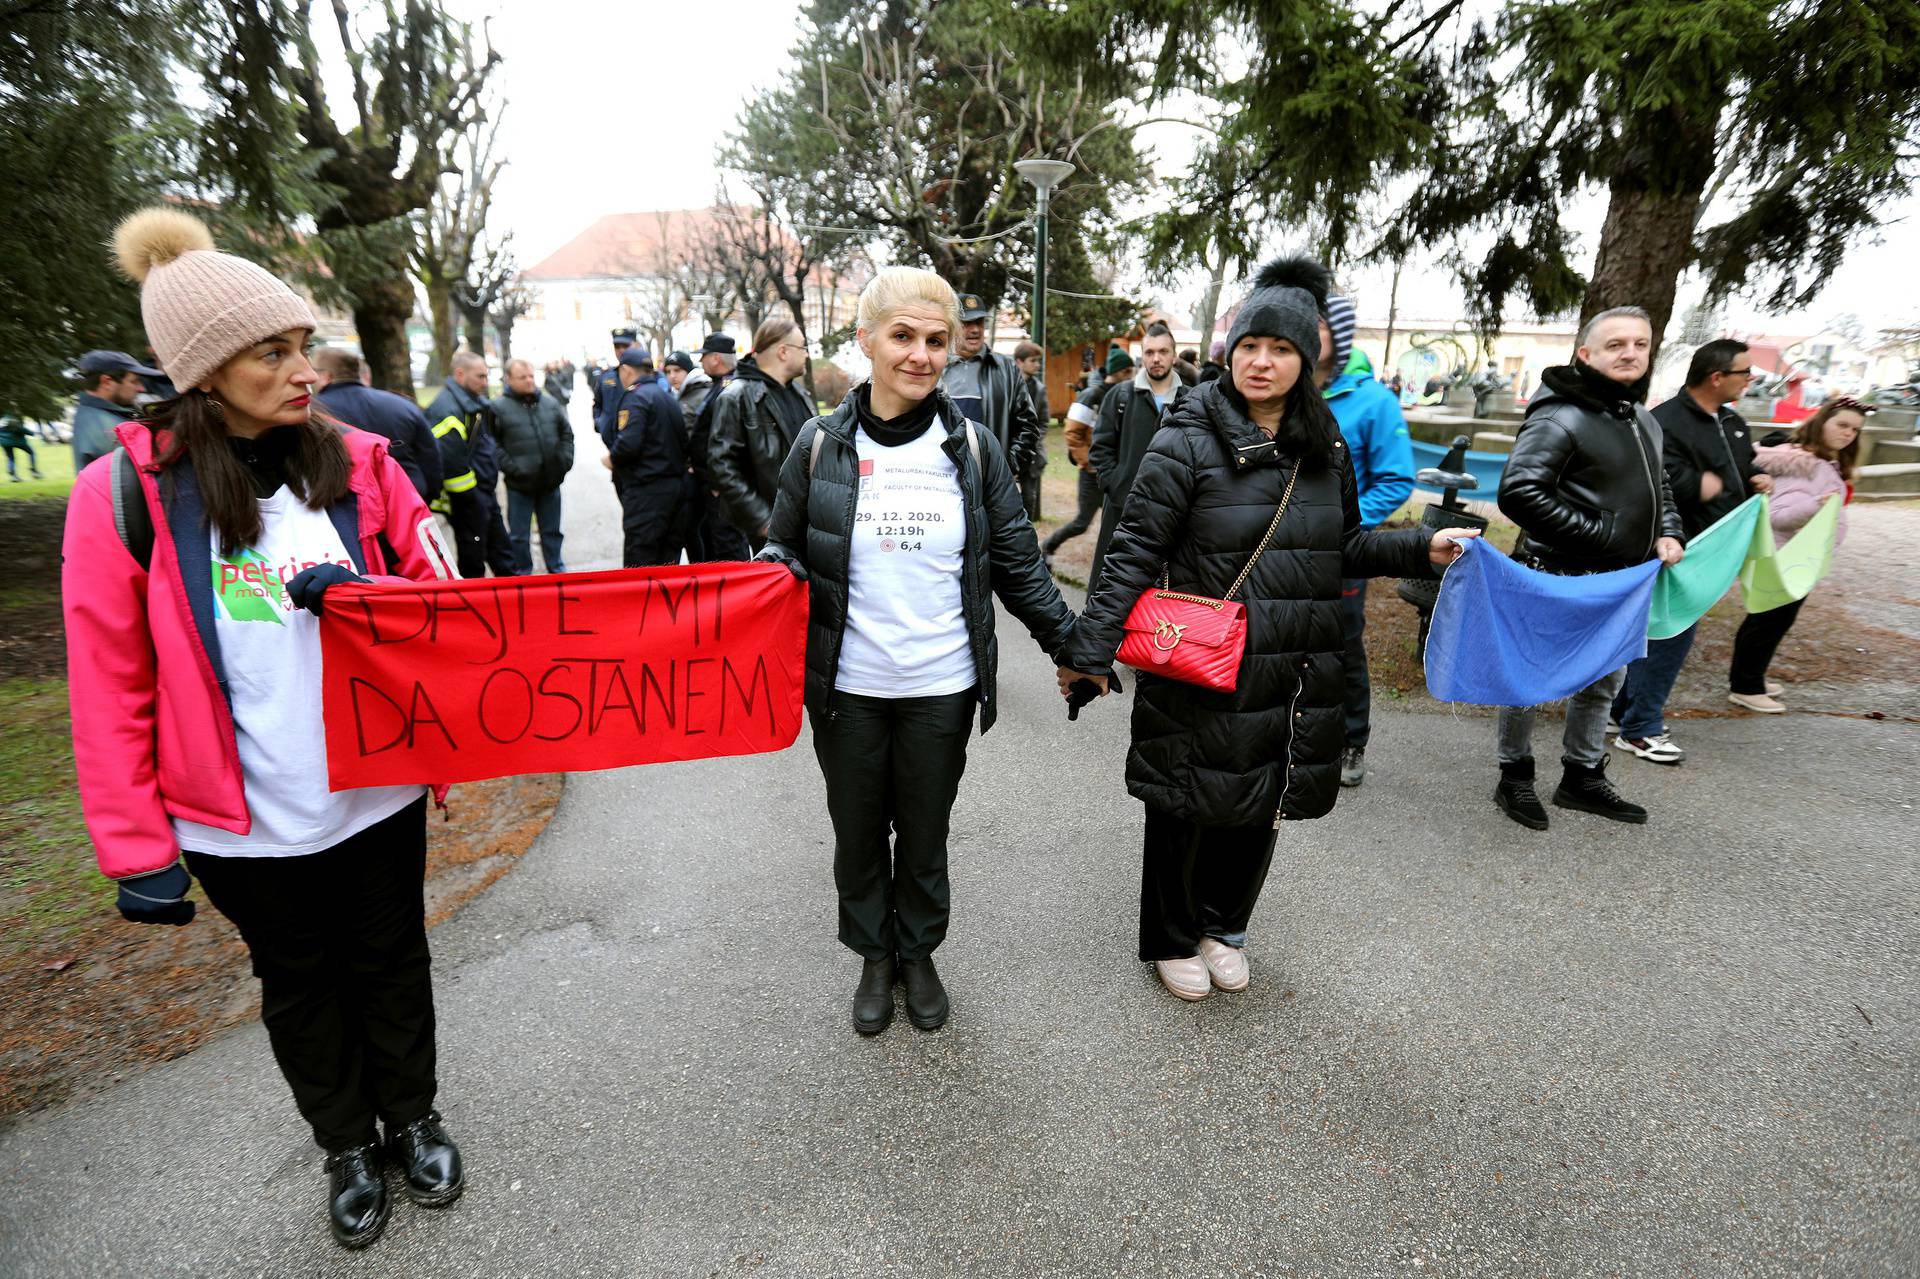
[1224,256,1330,372]
[110,207,317,393]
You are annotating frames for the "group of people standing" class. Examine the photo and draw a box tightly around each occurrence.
[56,192,1864,1262]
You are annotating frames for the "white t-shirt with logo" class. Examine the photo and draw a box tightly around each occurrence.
[172,486,426,857]
[834,419,977,699]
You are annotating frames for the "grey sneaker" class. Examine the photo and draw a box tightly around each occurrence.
[1339,745,1366,788]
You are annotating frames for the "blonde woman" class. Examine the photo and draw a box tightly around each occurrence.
[757,267,1075,1035]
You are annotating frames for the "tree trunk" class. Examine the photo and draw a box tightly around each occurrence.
[424,276,454,385]
[1382,257,1404,366]
[1582,182,1704,362]
[1193,243,1229,351]
[495,313,515,362]
[356,271,417,398]
[461,306,487,358]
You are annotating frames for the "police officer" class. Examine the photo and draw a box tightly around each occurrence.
[607,346,688,567]
[592,328,636,445]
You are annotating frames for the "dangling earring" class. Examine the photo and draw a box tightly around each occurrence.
[204,394,225,422]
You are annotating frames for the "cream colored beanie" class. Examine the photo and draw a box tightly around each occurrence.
[110,208,317,392]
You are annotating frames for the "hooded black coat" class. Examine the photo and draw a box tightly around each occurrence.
[1066,380,1431,827]
[757,387,1073,735]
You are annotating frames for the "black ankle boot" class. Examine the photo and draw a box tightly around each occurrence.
[1553,757,1647,823]
[324,1142,390,1249]
[898,955,949,1030]
[1494,759,1549,830]
[387,1111,464,1207]
[852,956,896,1035]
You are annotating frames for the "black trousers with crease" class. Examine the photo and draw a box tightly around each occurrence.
[1139,804,1278,962]
[186,797,436,1152]
[810,688,974,962]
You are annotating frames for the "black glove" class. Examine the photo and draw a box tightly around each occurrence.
[1065,679,1102,721]
[116,861,195,926]
[286,563,368,616]
[756,553,807,584]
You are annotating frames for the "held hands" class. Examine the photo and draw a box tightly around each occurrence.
[1655,536,1685,566]
[1750,474,1774,493]
[1057,667,1109,699]
[1428,527,1482,567]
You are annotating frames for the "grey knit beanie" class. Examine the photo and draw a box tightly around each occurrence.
[111,208,317,392]
[1224,256,1331,372]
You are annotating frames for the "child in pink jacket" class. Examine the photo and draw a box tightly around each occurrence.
[64,208,465,1251]
[1728,398,1863,713]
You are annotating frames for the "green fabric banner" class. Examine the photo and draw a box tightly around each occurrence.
[1645,495,1767,639]
[1741,493,1842,613]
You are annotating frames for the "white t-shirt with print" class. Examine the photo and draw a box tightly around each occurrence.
[834,419,977,699]
[172,486,425,857]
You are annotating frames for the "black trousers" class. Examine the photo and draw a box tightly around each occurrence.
[445,490,488,579]
[1139,804,1277,963]
[1730,597,1806,694]
[186,798,436,1153]
[477,487,517,576]
[1042,468,1102,555]
[616,474,685,568]
[1339,578,1371,748]
[810,689,975,962]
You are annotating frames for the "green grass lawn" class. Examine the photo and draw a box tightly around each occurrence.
[0,438,78,501]
[0,677,106,964]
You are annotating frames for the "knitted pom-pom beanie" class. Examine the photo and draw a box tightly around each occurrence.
[111,207,316,392]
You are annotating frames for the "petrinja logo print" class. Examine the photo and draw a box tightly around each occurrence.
[213,548,354,623]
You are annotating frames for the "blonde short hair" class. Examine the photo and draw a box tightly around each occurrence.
[857,266,959,340]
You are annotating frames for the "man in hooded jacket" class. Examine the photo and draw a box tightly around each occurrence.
[1491,305,1685,831]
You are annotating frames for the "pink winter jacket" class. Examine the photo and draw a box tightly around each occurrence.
[1753,443,1850,549]
[63,420,456,879]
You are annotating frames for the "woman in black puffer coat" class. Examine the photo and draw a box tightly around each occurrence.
[1064,257,1476,1003]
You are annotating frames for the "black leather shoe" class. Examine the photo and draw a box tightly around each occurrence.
[852,956,896,1035]
[324,1143,390,1249]
[387,1111,464,1208]
[1494,759,1549,830]
[1552,758,1647,824]
[898,955,949,1030]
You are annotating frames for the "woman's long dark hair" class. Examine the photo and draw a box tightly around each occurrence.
[143,390,352,555]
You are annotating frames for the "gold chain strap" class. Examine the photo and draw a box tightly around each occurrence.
[1155,463,1300,602]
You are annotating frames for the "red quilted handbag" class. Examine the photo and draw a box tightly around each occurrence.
[1116,463,1298,693]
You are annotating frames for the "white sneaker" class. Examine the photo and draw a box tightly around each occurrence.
[1198,938,1250,992]
[1154,956,1211,1001]
[1728,691,1786,714]
[1613,732,1685,764]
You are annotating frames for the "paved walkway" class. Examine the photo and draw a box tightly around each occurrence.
[2,397,1915,1276]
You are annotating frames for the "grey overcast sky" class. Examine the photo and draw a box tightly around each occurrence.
[321,0,1916,342]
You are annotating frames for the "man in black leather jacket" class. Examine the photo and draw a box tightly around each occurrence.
[939,293,1041,477]
[1491,306,1686,831]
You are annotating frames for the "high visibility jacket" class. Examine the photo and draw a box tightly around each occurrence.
[431,413,477,511]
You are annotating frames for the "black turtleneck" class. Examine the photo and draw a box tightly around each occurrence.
[1540,359,1651,416]
[228,425,297,497]
[854,383,941,447]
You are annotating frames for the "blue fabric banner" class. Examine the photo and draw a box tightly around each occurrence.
[1424,538,1660,707]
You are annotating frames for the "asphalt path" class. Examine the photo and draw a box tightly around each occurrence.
[2,392,1915,1276]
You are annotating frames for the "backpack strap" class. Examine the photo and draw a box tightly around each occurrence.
[808,424,826,477]
[964,419,981,473]
[110,446,154,571]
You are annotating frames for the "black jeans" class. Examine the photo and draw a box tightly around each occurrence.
[186,797,436,1152]
[810,689,975,962]
[1730,597,1806,694]
[1139,804,1277,962]
[1042,468,1102,555]
[1339,578,1370,749]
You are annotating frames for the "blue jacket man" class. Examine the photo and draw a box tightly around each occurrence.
[71,350,160,472]
[1319,303,1415,788]
[312,348,443,501]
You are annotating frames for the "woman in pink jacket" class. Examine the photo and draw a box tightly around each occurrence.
[64,209,462,1251]
[1728,397,1862,713]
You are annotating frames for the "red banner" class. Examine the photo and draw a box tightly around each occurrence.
[320,563,807,789]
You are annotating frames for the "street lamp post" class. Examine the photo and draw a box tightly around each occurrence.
[1014,158,1075,403]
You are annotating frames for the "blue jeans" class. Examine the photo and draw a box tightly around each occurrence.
[506,486,565,575]
[1610,623,1699,739]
